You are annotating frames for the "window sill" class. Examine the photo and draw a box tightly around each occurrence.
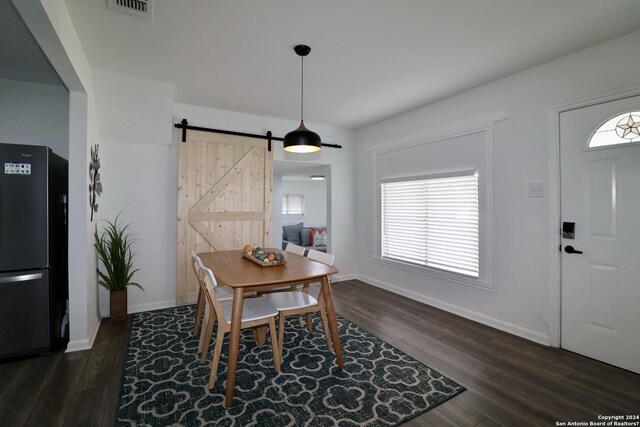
[372,257,494,292]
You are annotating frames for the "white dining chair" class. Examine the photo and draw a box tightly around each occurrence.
[285,242,306,256]
[302,249,336,328]
[261,249,336,362]
[197,262,281,389]
[306,249,335,270]
[192,253,235,361]
[192,251,233,332]
[304,250,335,292]
[193,251,260,360]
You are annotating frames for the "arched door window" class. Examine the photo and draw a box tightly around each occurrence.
[588,111,640,148]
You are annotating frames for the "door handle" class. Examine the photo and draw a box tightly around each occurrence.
[0,273,43,284]
[564,245,583,254]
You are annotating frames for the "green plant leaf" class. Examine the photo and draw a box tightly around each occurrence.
[94,213,143,292]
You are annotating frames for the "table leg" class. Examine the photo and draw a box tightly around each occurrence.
[320,276,343,369]
[225,287,245,407]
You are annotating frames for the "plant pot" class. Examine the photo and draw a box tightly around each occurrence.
[110,289,128,321]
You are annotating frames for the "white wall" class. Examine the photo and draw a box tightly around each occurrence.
[90,70,178,317]
[0,78,69,159]
[92,70,175,146]
[97,138,178,316]
[354,30,640,345]
[14,0,101,351]
[281,178,328,227]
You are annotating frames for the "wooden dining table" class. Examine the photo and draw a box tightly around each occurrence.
[198,248,343,407]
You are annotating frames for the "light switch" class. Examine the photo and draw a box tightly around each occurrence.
[528,183,545,198]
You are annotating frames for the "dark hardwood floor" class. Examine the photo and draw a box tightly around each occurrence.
[0,316,131,427]
[1,279,638,426]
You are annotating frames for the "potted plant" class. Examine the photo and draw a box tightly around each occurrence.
[94,214,143,321]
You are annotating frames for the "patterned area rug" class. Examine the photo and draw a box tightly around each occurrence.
[116,305,465,426]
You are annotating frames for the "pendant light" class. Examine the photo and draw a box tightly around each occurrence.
[284,45,321,153]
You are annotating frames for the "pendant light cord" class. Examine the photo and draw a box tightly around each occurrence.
[300,55,304,122]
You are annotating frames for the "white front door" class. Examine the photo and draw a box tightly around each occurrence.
[560,95,640,374]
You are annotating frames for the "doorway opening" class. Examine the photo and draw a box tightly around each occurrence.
[273,161,331,255]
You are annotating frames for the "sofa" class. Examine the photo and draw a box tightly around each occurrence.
[282,222,327,254]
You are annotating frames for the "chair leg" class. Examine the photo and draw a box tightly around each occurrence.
[318,299,333,353]
[200,311,215,363]
[198,303,211,353]
[254,326,266,348]
[193,288,204,336]
[268,318,281,372]
[208,324,226,389]
[300,283,311,327]
[278,314,286,364]
[306,313,313,334]
[198,313,207,354]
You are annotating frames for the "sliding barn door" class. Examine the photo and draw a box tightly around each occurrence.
[177,130,273,304]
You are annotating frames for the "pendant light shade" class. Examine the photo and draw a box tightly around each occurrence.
[284,45,321,153]
[284,121,321,153]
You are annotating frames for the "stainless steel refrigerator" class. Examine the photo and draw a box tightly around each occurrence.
[0,143,69,360]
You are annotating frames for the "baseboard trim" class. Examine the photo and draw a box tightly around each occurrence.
[99,299,177,318]
[331,274,356,282]
[128,299,176,315]
[65,317,101,353]
[355,274,550,346]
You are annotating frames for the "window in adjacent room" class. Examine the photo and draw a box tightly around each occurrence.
[282,194,305,215]
[588,111,640,148]
[380,171,479,278]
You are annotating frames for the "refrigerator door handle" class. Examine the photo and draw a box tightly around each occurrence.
[0,273,44,284]
[62,194,67,227]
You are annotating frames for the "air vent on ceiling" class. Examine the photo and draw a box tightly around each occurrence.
[109,0,153,20]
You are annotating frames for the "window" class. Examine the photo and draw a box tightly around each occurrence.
[589,111,640,148]
[282,194,305,215]
[380,172,479,278]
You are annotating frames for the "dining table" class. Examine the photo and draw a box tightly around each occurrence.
[198,248,342,407]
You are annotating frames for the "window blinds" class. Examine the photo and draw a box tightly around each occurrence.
[381,173,479,277]
[282,194,305,215]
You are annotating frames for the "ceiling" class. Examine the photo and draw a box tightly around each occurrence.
[64,0,640,130]
[0,0,63,86]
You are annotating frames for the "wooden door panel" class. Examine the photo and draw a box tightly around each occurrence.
[177,131,272,304]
